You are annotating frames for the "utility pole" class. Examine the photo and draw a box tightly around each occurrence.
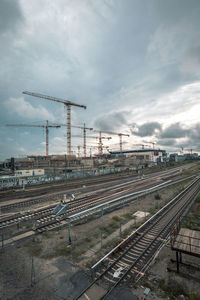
[6,121,60,157]
[23,91,86,157]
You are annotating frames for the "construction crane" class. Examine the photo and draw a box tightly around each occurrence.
[180,147,184,154]
[132,144,149,149]
[72,135,111,157]
[22,91,86,157]
[93,130,129,155]
[6,121,60,157]
[184,148,193,154]
[54,123,93,158]
[84,145,110,157]
[77,145,110,158]
[143,141,156,149]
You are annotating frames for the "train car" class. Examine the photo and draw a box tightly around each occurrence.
[14,169,45,177]
[0,169,45,189]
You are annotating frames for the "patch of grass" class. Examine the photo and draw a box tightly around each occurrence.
[43,232,51,239]
[112,215,122,222]
[188,291,199,300]
[154,193,161,200]
[24,239,42,257]
[158,278,165,290]
[142,280,154,291]
[25,223,34,229]
[158,278,188,299]
[124,212,133,219]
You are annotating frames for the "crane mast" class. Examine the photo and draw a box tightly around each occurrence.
[6,120,60,157]
[72,134,111,157]
[54,123,93,158]
[23,91,86,157]
[93,130,129,155]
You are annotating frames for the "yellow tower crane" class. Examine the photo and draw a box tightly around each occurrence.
[22,91,86,157]
[55,123,93,158]
[72,135,111,157]
[6,121,60,157]
[93,130,129,155]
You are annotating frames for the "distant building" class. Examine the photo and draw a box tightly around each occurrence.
[109,149,167,165]
[169,152,199,162]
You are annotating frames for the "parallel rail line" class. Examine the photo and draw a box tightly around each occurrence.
[0,175,194,233]
[30,176,195,233]
[0,175,167,229]
[76,177,200,300]
[0,168,183,212]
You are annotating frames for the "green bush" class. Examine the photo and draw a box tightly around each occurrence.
[112,215,122,222]
[159,278,188,299]
[188,292,199,300]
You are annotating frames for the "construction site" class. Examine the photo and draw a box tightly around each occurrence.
[0,90,199,300]
[2,1,200,299]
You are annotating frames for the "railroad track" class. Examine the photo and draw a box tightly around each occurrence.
[0,175,165,229]
[0,172,194,233]
[0,167,184,212]
[0,171,138,200]
[0,175,196,249]
[1,163,192,203]
[34,175,195,233]
[76,177,200,300]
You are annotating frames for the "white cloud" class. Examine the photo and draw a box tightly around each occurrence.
[4,97,55,121]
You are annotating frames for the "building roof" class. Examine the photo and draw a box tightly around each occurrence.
[110,149,166,155]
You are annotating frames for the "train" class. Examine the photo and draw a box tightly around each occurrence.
[0,169,45,189]
[14,169,45,176]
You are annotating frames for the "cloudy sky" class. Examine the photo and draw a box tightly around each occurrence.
[0,0,200,159]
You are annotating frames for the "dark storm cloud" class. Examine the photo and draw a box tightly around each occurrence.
[0,0,24,34]
[160,123,189,139]
[94,111,130,132]
[157,122,200,150]
[158,139,176,147]
[0,1,200,159]
[130,121,200,151]
[131,122,162,137]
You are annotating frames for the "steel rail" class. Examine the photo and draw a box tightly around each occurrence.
[28,176,196,233]
[0,175,163,228]
[102,181,200,298]
[1,168,181,227]
[75,177,200,299]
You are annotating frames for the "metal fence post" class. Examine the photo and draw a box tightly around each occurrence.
[31,257,36,286]
[68,219,71,245]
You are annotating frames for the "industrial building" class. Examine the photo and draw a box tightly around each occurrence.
[109,149,167,166]
[169,153,199,162]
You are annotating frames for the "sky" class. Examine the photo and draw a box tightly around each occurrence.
[0,0,200,159]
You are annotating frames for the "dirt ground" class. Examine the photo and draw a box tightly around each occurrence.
[0,179,197,300]
[132,245,200,300]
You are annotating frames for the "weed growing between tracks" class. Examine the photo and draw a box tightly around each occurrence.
[16,178,193,264]
[182,194,200,230]
[23,237,43,257]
